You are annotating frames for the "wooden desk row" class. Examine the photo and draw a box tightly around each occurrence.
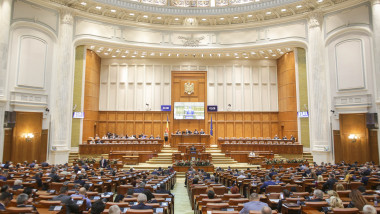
[225,151,274,163]
[109,151,158,163]
[220,143,303,154]
[172,153,212,162]
[177,143,206,153]
[171,134,210,147]
[79,143,163,155]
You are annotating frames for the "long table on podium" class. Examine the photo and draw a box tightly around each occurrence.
[171,134,210,147]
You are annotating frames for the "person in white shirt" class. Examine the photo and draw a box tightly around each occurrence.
[249,152,256,157]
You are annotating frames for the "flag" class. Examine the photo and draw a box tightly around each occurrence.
[210,116,213,136]
[165,114,169,133]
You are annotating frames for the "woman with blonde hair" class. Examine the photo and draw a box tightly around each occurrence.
[336,183,345,191]
[327,190,339,198]
[329,196,344,208]
[317,175,324,182]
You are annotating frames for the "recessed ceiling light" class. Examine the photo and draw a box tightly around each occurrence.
[112,56,116,58]
[220,17,225,20]
[107,48,112,52]
[141,56,145,57]
[265,56,268,58]
[121,55,126,58]
[272,54,276,57]
[80,2,87,6]
[201,18,207,21]
[143,15,148,18]
[168,53,171,56]
[129,13,135,16]
[251,51,256,55]
[247,14,253,17]
[268,50,273,53]
[174,18,179,21]
[89,45,95,49]
[280,52,284,54]
[96,50,101,53]
[111,9,116,13]
[266,11,272,15]
[296,5,302,8]
[131,55,136,58]
[95,6,102,10]
[255,0,260,2]
[281,8,287,12]
[209,54,212,57]
[317,0,323,2]
[234,16,239,19]
[235,56,239,58]
[150,53,155,56]
[217,53,221,57]
[244,56,248,58]
[125,50,129,53]
[259,50,265,54]
[133,51,138,54]
[116,49,120,53]
[104,52,109,55]
[157,17,162,19]
[234,53,238,55]
[159,53,163,56]
[226,53,230,56]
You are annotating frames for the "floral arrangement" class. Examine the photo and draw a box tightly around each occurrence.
[265,158,304,165]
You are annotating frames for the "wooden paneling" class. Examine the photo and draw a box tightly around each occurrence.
[333,130,342,163]
[3,129,13,162]
[171,71,207,134]
[83,50,101,142]
[208,112,279,141]
[369,130,379,164]
[337,114,370,164]
[277,52,298,140]
[98,111,170,138]
[11,112,44,163]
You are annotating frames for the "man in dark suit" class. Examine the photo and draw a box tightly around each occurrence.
[16,193,37,210]
[52,186,79,214]
[323,174,337,191]
[134,182,146,193]
[0,171,7,181]
[200,129,205,134]
[131,194,153,210]
[74,175,86,186]
[190,145,196,154]
[99,157,108,168]
[194,129,199,134]
[0,192,12,211]
[49,169,61,182]
[155,183,172,196]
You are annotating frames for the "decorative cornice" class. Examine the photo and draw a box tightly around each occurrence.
[92,0,300,15]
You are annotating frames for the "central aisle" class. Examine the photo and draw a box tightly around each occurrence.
[172,178,193,214]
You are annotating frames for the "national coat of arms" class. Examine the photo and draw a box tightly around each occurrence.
[184,82,194,95]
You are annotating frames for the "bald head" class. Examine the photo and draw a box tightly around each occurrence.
[261,206,272,214]
[79,187,86,195]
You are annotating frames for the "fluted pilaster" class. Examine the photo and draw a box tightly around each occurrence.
[49,9,74,164]
[307,11,332,163]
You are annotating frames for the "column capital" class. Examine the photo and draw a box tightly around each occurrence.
[307,10,324,28]
[60,8,74,25]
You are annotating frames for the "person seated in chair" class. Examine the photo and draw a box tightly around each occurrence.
[282,136,288,140]
[0,192,12,210]
[273,135,280,140]
[290,135,295,141]
[194,129,199,134]
[307,189,324,202]
[155,183,172,195]
[240,193,268,214]
[175,129,181,134]
[259,176,275,193]
[134,182,146,193]
[12,179,23,190]
[52,186,79,214]
[131,194,153,210]
[200,129,205,134]
[16,193,36,210]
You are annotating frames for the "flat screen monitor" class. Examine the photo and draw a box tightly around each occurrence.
[174,102,204,120]
[73,112,85,119]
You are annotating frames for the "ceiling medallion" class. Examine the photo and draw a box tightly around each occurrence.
[178,35,205,47]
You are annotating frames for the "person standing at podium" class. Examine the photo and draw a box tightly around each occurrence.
[190,145,196,154]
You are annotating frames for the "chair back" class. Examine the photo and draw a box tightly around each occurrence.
[332,208,359,213]
[126,209,154,214]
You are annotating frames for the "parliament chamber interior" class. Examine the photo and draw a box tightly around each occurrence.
[0,0,380,213]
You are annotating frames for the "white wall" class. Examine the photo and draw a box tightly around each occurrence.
[100,58,278,111]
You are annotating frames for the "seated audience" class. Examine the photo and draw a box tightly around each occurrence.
[71,187,92,210]
[323,174,337,191]
[207,190,215,199]
[240,193,268,214]
[362,205,377,214]
[91,200,106,214]
[134,182,146,193]
[307,190,324,202]
[16,193,36,210]
[0,192,12,210]
[277,189,290,213]
[131,194,153,210]
[347,189,368,211]
[12,179,23,190]
[52,186,79,214]
[336,183,345,191]
[156,183,172,195]
[143,189,157,203]
[109,205,121,214]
